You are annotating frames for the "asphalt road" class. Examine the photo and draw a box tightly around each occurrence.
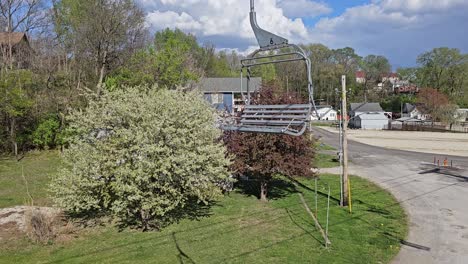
[311,127,468,264]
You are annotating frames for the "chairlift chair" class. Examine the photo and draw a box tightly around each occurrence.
[222,0,316,136]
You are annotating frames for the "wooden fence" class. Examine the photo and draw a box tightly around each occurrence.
[386,122,468,133]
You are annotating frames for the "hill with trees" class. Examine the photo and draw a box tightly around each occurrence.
[1,0,467,156]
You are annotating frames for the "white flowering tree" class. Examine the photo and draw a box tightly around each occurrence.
[50,87,232,230]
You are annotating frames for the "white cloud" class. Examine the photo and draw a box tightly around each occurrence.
[278,0,331,18]
[217,46,260,57]
[137,0,310,49]
[146,10,202,32]
[379,0,468,14]
[137,0,468,66]
[309,0,468,66]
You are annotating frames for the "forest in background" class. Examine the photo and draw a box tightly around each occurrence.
[1,0,467,155]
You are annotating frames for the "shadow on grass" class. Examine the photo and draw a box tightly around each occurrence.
[66,198,216,232]
[66,210,112,229]
[172,232,196,264]
[365,204,393,216]
[115,198,216,231]
[235,177,298,200]
[47,206,307,264]
[285,175,341,204]
[285,208,323,245]
[351,199,393,217]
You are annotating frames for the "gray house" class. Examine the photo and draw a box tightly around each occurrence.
[402,103,430,121]
[354,113,389,130]
[196,77,262,114]
[350,102,389,129]
[350,103,384,116]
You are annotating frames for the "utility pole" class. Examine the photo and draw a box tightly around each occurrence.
[400,101,403,117]
[341,75,351,212]
[337,89,343,205]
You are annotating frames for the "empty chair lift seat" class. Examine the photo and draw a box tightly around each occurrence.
[223,104,311,136]
[220,0,316,137]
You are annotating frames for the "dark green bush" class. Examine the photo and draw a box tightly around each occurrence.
[32,116,60,149]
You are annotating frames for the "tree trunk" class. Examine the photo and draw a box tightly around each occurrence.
[96,51,108,95]
[8,34,13,70]
[260,180,268,202]
[140,209,150,231]
[10,117,17,157]
[7,13,13,70]
[14,142,18,158]
[364,84,368,102]
[59,112,65,153]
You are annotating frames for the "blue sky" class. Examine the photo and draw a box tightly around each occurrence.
[138,0,468,68]
[302,0,369,26]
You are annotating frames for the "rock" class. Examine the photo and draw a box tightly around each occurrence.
[0,206,62,233]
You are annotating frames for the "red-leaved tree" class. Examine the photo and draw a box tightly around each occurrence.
[417,88,455,122]
[223,82,315,201]
[417,88,449,112]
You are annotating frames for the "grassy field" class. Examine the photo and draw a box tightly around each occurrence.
[314,141,340,168]
[311,122,337,127]
[0,152,407,264]
[316,142,336,151]
[314,153,340,168]
[0,151,60,208]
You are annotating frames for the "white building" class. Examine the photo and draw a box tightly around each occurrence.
[311,106,338,121]
[350,102,389,129]
[402,103,430,121]
[350,102,384,117]
[354,113,389,130]
[455,109,468,122]
[382,73,400,84]
[356,71,366,84]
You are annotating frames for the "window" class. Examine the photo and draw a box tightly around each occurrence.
[211,93,222,104]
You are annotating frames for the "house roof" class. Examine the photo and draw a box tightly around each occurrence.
[355,71,366,79]
[356,113,388,120]
[0,32,28,46]
[395,117,423,122]
[382,72,399,78]
[403,103,416,113]
[350,102,383,113]
[313,107,336,116]
[316,105,333,110]
[196,77,262,93]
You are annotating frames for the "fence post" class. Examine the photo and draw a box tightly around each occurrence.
[326,186,331,248]
[315,177,318,216]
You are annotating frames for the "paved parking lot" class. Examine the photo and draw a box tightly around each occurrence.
[320,127,468,158]
[313,127,468,264]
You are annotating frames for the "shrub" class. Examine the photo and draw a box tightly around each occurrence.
[32,116,60,149]
[24,207,62,245]
[50,87,232,230]
[223,82,316,201]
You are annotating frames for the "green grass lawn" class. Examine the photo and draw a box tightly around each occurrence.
[311,122,337,127]
[313,141,340,169]
[0,151,60,208]
[0,152,407,264]
[316,142,336,151]
[314,153,340,168]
